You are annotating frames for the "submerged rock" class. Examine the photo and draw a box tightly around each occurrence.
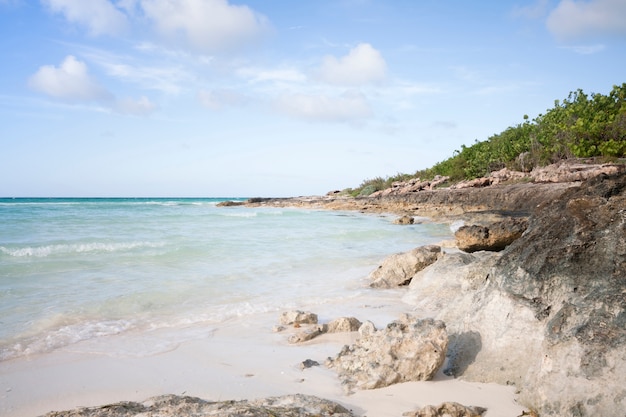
[326,315,447,391]
[369,245,442,288]
[41,394,355,417]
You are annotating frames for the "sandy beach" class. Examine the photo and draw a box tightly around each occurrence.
[1,290,525,417]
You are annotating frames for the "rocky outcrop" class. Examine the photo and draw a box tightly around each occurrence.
[326,315,447,392]
[455,218,528,252]
[403,402,487,417]
[369,245,442,288]
[279,310,318,325]
[402,172,626,416]
[42,394,355,417]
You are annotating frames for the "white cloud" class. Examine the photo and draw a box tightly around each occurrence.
[237,67,306,84]
[197,89,248,110]
[115,96,158,115]
[317,43,387,86]
[547,0,626,39]
[275,90,373,123]
[562,44,607,54]
[140,0,271,52]
[28,55,112,101]
[512,0,550,19]
[42,0,129,36]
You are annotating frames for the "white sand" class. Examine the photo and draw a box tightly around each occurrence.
[0,296,526,417]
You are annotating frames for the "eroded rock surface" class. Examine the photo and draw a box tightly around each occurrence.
[369,245,442,288]
[455,217,528,252]
[403,402,487,417]
[42,394,356,417]
[326,315,447,391]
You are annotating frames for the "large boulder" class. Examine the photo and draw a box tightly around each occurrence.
[402,172,626,417]
[369,245,442,288]
[41,394,355,417]
[455,217,528,252]
[326,315,447,391]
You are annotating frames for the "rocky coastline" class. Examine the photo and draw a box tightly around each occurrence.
[43,162,626,417]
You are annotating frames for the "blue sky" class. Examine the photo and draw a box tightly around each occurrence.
[1,0,625,197]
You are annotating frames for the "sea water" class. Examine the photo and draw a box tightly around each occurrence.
[0,198,452,361]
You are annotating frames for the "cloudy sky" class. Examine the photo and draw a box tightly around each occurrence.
[1,0,625,197]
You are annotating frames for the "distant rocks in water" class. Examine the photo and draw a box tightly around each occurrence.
[326,315,448,391]
[454,218,528,252]
[215,200,245,207]
[41,394,356,417]
[369,245,442,288]
[403,402,487,417]
[393,215,415,225]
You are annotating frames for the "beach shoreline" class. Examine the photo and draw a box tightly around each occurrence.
[1,294,525,417]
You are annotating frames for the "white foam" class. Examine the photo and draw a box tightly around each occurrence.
[0,241,165,257]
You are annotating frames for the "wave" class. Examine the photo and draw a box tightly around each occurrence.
[0,241,165,258]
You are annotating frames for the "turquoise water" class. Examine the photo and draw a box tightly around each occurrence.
[0,198,451,361]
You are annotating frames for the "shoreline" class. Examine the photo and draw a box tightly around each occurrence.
[1,295,525,417]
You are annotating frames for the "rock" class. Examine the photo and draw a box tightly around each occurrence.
[393,215,415,225]
[215,200,245,207]
[300,359,320,370]
[369,245,442,288]
[42,394,355,417]
[279,310,318,325]
[272,325,286,332]
[530,161,625,183]
[327,317,362,333]
[288,325,327,344]
[358,320,377,337]
[492,171,626,416]
[326,315,447,391]
[455,217,528,252]
[403,402,487,417]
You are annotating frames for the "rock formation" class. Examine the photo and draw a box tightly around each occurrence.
[454,217,528,252]
[403,402,487,417]
[326,315,447,391]
[368,245,442,288]
[401,172,626,416]
[41,394,355,417]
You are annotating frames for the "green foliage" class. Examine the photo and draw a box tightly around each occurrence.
[348,84,626,196]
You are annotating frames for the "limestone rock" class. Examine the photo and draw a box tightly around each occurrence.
[279,310,318,325]
[326,315,447,391]
[403,402,487,417]
[369,245,442,288]
[455,217,528,252]
[42,394,355,417]
[393,214,415,225]
[327,317,362,333]
[288,325,327,344]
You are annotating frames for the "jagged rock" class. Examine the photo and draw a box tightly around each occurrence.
[393,215,415,225]
[326,315,447,391]
[530,161,625,183]
[41,394,355,417]
[369,245,442,288]
[279,310,318,325]
[300,359,320,370]
[288,325,327,344]
[215,200,245,207]
[455,218,528,252]
[358,320,377,337]
[402,172,626,416]
[493,172,626,416]
[327,317,362,333]
[403,402,487,417]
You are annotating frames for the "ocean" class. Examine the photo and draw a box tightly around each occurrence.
[0,198,452,362]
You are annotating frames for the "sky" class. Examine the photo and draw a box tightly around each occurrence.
[1,0,625,197]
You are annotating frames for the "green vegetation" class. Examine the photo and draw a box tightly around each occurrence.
[347,83,626,196]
